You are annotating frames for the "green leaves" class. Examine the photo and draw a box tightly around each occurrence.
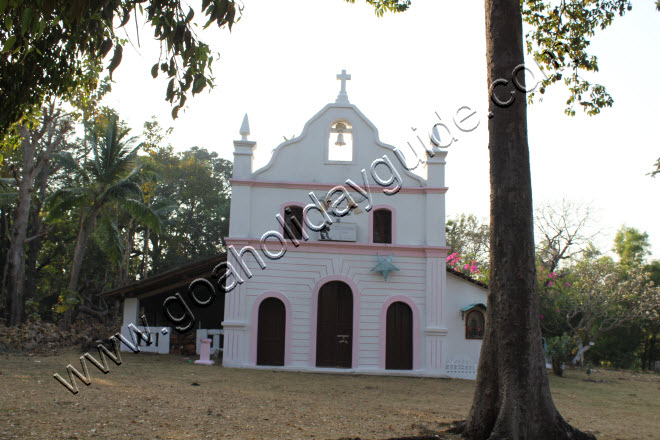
[192,75,206,95]
[146,1,240,115]
[522,0,633,116]
[21,7,33,35]
[649,157,660,178]
[99,39,113,58]
[2,35,17,52]
[0,1,242,138]
[122,198,164,235]
[166,78,175,102]
[107,44,123,79]
[346,0,411,17]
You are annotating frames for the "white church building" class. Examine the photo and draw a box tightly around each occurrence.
[220,70,488,378]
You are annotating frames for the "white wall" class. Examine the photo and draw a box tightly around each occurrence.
[443,273,488,378]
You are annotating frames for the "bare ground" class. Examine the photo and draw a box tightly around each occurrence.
[0,348,658,440]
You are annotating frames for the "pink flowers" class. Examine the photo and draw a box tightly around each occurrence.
[446,252,460,265]
[539,313,544,320]
[447,253,480,275]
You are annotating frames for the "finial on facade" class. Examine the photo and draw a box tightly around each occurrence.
[336,69,351,104]
[239,113,250,140]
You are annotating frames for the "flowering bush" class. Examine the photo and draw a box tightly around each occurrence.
[538,257,660,355]
[446,252,486,281]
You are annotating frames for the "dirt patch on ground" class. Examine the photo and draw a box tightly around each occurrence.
[0,348,657,439]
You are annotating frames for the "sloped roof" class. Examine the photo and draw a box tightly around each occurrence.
[460,303,487,312]
[446,267,489,290]
[102,254,227,299]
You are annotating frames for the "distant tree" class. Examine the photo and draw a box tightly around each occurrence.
[639,260,660,370]
[48,117,163,327]
[3,103,71,326]
[614,225,651,266]
[446,213,490,267]
[0,0,242,138]
[142,140,232,275]
[535,200,598,274]
[543,257,659,352]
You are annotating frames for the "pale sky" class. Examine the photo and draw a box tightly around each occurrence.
[105,0,660,259]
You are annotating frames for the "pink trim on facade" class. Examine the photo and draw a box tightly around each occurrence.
[378,296,421,370]
[309,275,361,369]
[230,178,448,195]
[368,204,397,244]
[225,237,450,258]
[249,291,293,366]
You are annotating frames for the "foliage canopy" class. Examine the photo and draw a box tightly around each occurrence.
[0,0,241,139]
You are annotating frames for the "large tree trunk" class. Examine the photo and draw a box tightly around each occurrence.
[462,1,594,439]
[24,157,51,306]
[5,126,35,326]
[61,211,97,330]
[0,208,10,322]
[68,213,98,293]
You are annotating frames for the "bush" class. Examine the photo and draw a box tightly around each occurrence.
[546,334,576,377]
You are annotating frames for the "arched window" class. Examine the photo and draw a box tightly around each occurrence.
[284,205,304,240]
[373,208,392,244]
[465,310,485,339]
[328,121,353,162]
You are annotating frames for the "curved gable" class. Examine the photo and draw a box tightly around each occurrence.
[251,103,427,187]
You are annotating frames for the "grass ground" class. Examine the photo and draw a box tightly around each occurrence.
[0,348,658,440]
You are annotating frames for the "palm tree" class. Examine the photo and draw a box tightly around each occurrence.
[48,117,163,328]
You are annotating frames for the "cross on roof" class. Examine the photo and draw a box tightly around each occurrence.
[336,69,351,104]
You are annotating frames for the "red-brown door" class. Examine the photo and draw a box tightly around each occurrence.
[257,298,286,366]
[386,301,413,370]
[316,281,353,368]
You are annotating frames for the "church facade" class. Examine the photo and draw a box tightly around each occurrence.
[221,71,487,378]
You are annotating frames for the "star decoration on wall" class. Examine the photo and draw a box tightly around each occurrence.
[371,254,399,281]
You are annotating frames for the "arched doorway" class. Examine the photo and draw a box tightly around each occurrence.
[316,281,353,368]
[256,297,286,366]
[386,301,413,370]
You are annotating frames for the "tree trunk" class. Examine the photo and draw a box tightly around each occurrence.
[68,213,97,293]
[642,332,657,371]
[5,126,35,326]
[120,220,134,286]
[24,158,51,307]
[150,234,161,273]
[61,211,97,329]
[462,1,595,439]
[0,207,10,322]
[141,226,150,279]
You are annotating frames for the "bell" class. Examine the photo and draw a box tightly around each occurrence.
[335,130,346,146]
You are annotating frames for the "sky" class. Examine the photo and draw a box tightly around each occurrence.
[105,0,660,259]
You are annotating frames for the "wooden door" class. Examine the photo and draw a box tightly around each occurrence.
[256,298,286,366]
[316,281,353,368]
[386,301,413,370]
